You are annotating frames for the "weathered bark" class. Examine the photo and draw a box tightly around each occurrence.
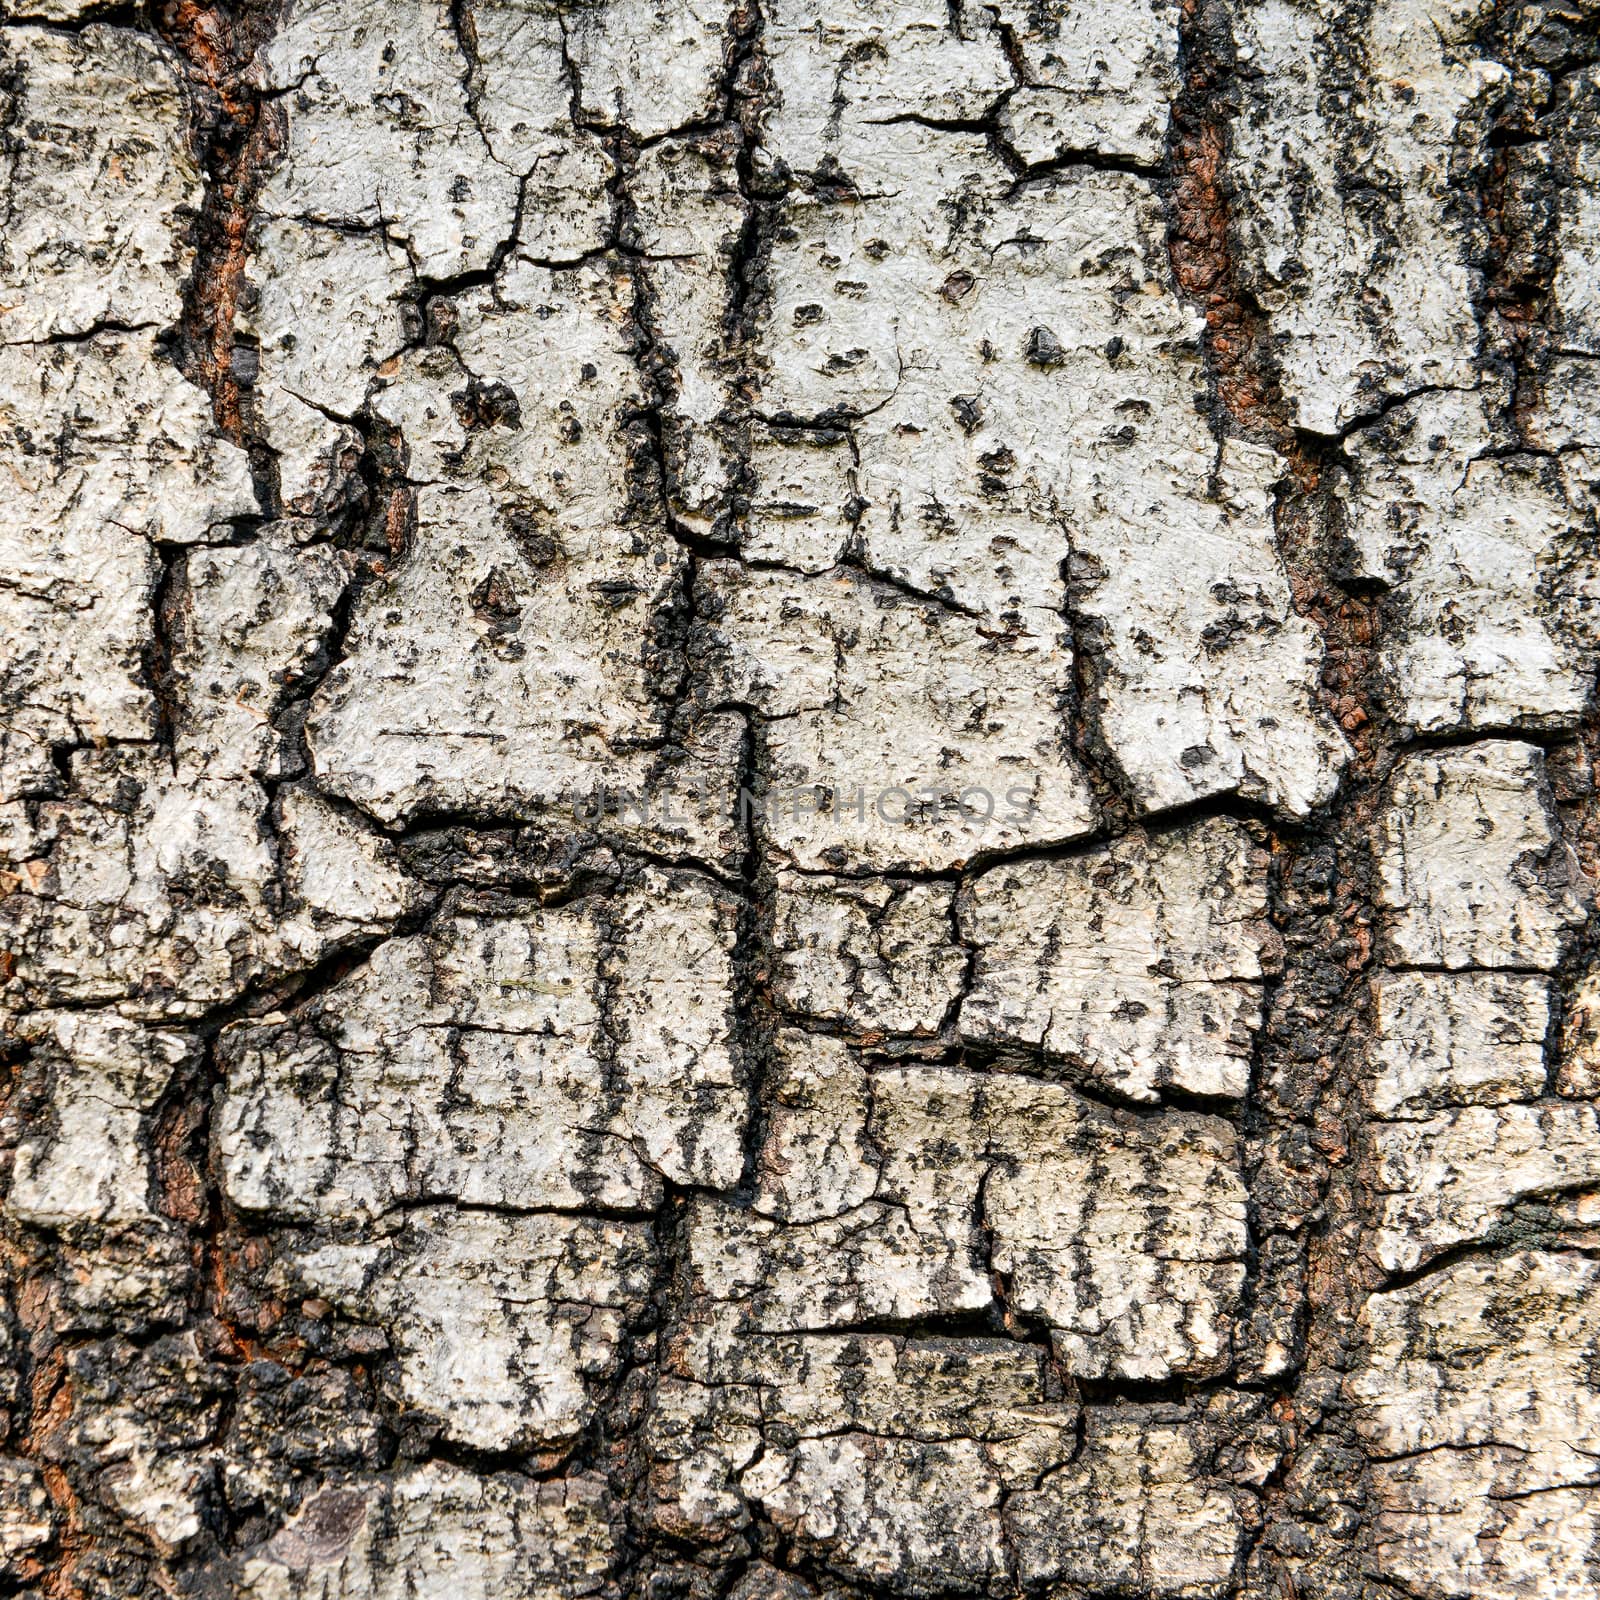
[0,0,1597,1595]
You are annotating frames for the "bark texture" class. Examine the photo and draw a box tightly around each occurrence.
[0,0,1598,1595]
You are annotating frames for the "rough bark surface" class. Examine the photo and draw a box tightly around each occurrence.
[0,0,1597,1596]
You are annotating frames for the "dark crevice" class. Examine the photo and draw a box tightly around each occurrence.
[1374,1226,1600,1297]
[158,0,288,508]
[2,3,149,30]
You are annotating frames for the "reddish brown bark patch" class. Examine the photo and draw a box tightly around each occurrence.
[159,0,286,445]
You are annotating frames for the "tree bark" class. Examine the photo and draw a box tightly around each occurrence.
[1,0,1598,1595]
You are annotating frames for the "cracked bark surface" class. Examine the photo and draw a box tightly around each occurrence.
[0,0,1598,1595]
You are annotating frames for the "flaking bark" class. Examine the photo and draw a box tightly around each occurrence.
[1,0,1598,1596]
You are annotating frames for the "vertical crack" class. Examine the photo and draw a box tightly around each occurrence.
[159,0,286,504]
[1161,6,1396,1596]
[1166,0,1291,457]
